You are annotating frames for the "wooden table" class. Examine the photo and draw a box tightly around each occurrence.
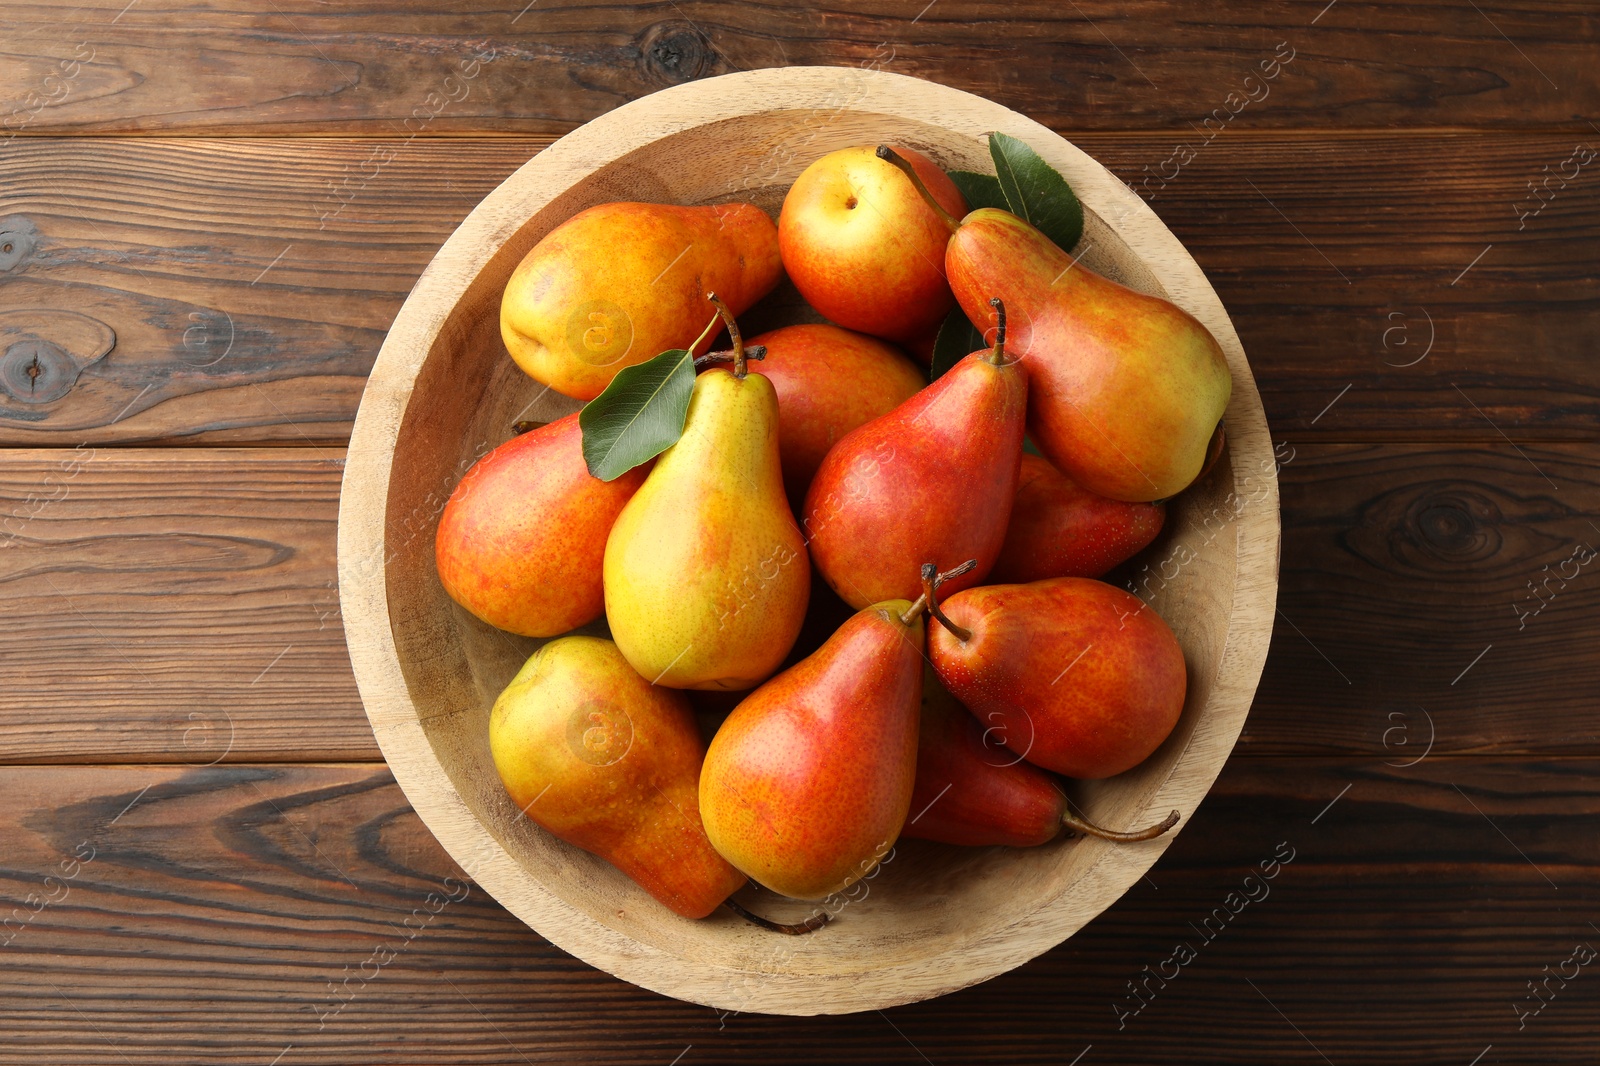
[2,3,1595,1062]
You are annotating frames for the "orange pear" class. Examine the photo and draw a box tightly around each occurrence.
[489,636,746,919]
[698,591,925,899]
[778,146,966,355]
[435,413,647,637]
[745,323,925,502]
[990,453,1166,583]
[501,202,781,400]
[905,666,1179,847]
[927,577,1187,779]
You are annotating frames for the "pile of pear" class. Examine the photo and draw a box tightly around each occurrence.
[434,144,1230,924]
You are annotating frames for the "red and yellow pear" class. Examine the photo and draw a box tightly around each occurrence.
[875,145,1231,502]
[990,453,1166,584]
[698,581,930,900]
[802,299,1026,609]
[745,323,925,501]
[501,202,781,400]
[906,636,1179,848]
[489,636,746,918]
[435,413,646,637]
[927,576,1188,780]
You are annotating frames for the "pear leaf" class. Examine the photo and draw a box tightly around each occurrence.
[989,131,1084,252]
[579,348,695,481]
[929,304,985,382]
[946,170,1007,212]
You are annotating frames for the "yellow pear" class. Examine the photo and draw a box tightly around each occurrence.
[500,202,781,401]
[604,310,809,691]
[488,636,745,919]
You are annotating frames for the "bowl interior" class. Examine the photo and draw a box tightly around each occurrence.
[371,99,1256,1005]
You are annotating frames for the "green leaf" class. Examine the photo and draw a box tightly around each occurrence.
[579,348,695,481]
[989,131,1084,252]
[946,170,1007,212]
[929,304,985,382]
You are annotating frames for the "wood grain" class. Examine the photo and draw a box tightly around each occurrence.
[0,448,371,763]
[1,2,1594,135]
[1241,438,1600,755]
[0,758,1592,1063]
[1242,442,1600,756]
[2,132,1595,445]
[0,136,549,445]
[2,441,1596,763]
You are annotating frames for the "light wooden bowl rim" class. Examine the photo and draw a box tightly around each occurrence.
[338,66,1279,1015]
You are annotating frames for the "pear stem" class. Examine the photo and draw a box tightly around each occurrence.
[900,561,975,624]
[987,297,1007,366]
[511,419,548,435]
[693,344,766,370]
[722,896,831,935]
[908,560,977,638]
[705,292,747,378]
[875,145,960,232]
[1062,805,1181,843]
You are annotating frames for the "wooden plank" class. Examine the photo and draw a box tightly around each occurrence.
[1240,442,1600,756]
[1,1,1594,135]
[0,448,372,763]
[1077,130,1600,444]
[2,133,1594,446]
[1,443,1596,763]
[0,757,1593,1063]
[0,137,550,446]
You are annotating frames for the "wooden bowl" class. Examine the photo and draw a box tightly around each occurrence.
[338,66,1279,1016]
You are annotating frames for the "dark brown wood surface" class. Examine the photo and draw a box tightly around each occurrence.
[3,133,1598,444]
[2,2,1597,1062]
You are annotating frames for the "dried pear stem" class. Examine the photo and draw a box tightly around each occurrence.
[915,561,976,641]
[901,559,978,628]
[705,292,747,378]
[694,345,766,371]
[1062,805,1181,843]
[722,897,831,935]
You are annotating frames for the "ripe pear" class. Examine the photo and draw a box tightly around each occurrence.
[990,453,1166,584]
[927,577,1187,779]
[604,316,809,690]
[778,146,966,354]
[699,595,925,900]
[873,146,1231,501]
[905,667,1179,847]
[501,202,781,400]
[435,413,647,637]
[745,323,926,501]
[489,636,746,919]
[946,209,1231,502]
[802,300,1025,609]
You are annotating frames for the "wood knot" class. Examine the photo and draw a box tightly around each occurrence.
[1413,492,1501,562]
[640,22,711,84]
[1347,482,1506,576]
[0,338,77,404]
[0,215,40,272]
[0,310,116,407]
